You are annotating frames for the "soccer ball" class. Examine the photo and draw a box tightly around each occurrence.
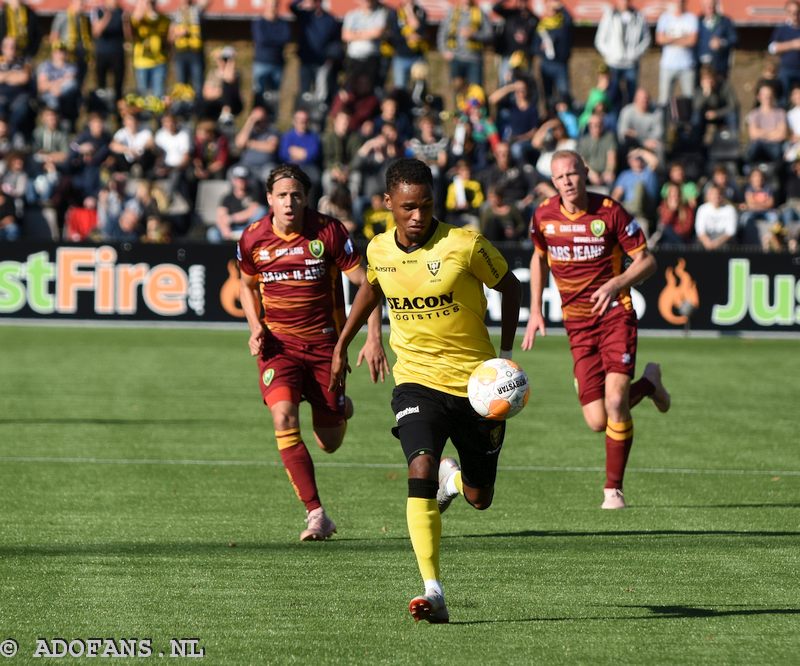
[467,358,530,420]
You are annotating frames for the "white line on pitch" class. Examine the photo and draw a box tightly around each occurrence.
[0,456,798,477]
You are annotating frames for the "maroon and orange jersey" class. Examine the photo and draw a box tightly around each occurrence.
[237,209,361,340]
[530,193,647,321]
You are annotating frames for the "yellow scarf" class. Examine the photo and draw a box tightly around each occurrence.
[447,5,482,52]
[5,6,28,53]
[65,9,93,57]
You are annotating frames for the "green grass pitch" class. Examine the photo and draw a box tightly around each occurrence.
[1,324,799,664]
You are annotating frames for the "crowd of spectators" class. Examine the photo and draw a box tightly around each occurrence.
[0,0,799,253]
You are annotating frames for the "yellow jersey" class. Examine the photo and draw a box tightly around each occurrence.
[366,221,508,397]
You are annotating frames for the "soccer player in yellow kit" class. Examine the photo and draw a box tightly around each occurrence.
[331,158,521,623]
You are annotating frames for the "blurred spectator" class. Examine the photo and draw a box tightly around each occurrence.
[479,140,538,220]
[654,181,695,246]
[492,0,538,86]
[445,159,483,229]
[0,188,19,240]
[321,108,363,196]
[350,121,402,220]
[455,95,499,172]
[577,111,617,191]
[0,0,41,60]
[318,183,356,235]
[489,75,540,166]
[90,0,127,106]
[328,72,381,134]
[109,108,155,176]
[96,171,128,240]
[341,0,388,90]
[36,42,80,127]
[694,183,737,249]
[532,116,576,180]
[207,165,266,243]
[130,0,170,99]
[594,0,650,109]
[785,86,800,161]
[385,0,428,91]
[437,0,492,90]
[779,158,800,252]
[191,119,229,181]
[739,168,780,249]
[406,113,448,210]
[702,163,742,205]
[611,147,659,234]
[361,191,394,239]
[154,111,191,201]
[655,0,698,105]
[691,65,739,144]
[289,0,342,104]
[31,106,69,175]
[408,60,443,118]
[198,45,243,124]
[375,93,413,144]
[768,0,800,104]
[0,36,33,142]
[660,161,698,206]
[67,111,111,173]
[479,182,527,242]
[49,0,92,90]
[553,92,579,138]
[696,0,737,80]
[617,87,664,161]
[578,64,612,133]
[1,150,27,217]
[169,0,207,97]
[745,83,788,165]
[113,179,165,242]
[233,104,280,183]
[279,108,323,201]
[534,0,573,110]
[252,0,291,99]
[755,58,784,105]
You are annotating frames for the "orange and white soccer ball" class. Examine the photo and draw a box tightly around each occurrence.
[467,357,530,420]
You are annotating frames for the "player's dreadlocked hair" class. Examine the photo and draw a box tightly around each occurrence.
[266,164,312,194]
[385,158,434,193]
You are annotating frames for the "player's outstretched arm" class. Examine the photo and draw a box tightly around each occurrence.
[330,279,385,390]
[240,271,265,356]
[492,270,522,357]
[521,251,549,350]
[344,266,389,383]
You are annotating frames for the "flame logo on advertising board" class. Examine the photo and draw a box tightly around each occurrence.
[658,258,700,325]
[220,259,245,318]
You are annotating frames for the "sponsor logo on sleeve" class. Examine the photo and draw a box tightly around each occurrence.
[344,238,354,255]
[625,220,641,237]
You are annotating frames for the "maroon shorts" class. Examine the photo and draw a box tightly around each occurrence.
[256,333,346,427]
[564,306,638,406]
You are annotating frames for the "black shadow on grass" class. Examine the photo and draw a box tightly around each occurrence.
[0,539,410,558]
[446,605,800,626]
[0,418,233,426]
[617,605,800,619]
[460,529,800,539]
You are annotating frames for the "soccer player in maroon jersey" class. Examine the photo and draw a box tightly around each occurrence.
[238,164,388,540]
[522,150,670,509]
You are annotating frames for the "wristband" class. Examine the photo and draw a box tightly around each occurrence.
[499,349,512,360]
